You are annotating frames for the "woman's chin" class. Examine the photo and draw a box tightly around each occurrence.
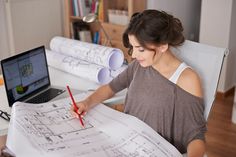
[139,62,148,67]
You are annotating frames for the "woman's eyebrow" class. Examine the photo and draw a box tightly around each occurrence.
[134,46,142,48]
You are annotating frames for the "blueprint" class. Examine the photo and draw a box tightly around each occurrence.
[108,64,128,80]
[47,36,126,84]
[6,93,182,157]
[50,36,124,70]
[46,50,110,84]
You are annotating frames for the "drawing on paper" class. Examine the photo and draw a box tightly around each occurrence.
[15,102,109,153]
[7,94,182,157]
[49,36,124,70]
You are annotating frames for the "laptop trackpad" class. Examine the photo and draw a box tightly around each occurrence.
[50,87,83,102]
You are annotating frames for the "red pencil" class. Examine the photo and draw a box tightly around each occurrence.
[66,85,84,127]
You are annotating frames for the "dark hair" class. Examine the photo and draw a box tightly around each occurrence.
[123,10,185,54]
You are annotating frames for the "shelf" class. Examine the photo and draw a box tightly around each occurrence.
[70,16,82,21]
[63,0,146,63]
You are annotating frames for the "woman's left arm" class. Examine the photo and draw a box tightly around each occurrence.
[187,139,206,157]
[178,68,206,157]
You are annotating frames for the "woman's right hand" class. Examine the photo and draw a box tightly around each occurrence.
[70,100,89,117]
[70,85,115,118]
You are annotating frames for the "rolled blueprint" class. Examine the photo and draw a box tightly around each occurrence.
[50,36,124,70]
[46,50,110,84]
[107,64,128,82]
[110,64,128,78]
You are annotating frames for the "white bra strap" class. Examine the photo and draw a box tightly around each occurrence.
[169,62,190,84]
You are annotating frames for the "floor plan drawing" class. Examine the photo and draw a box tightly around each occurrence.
[108,132,174,157]
[13,97,112,155]
[6,93,182,157]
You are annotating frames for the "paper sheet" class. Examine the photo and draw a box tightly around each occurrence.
[50,36,124,70]
[6,93,182,157]
[46,50,110,84]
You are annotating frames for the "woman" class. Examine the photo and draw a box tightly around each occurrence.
[75,10,206,156]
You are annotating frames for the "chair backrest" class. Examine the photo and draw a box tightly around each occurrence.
[171,40,227,120]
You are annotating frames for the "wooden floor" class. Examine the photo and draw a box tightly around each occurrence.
[206,93,236,157]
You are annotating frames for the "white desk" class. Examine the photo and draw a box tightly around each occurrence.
[0,86,10,136]
[0,66,126,136]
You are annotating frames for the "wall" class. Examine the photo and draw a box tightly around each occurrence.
[0,0,11,60]
[147,0,201,41]
[199,0,232,47]
[5,0,63,54]
[199,0,235,92]
[229,0,236,87]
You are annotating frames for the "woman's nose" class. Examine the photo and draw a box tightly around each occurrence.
[131,50,137,59]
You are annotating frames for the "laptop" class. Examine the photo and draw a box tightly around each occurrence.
[1,46,71,107]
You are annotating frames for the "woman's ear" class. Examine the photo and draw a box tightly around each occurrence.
[158,44,168,53]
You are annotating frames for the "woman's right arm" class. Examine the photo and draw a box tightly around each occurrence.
[74,60,136,115]
[75,84,115,114]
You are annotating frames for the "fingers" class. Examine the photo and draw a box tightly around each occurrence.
[70,102,88,118]
[70,109,78,118]
[77,106,85,114]
[80,111,87,117]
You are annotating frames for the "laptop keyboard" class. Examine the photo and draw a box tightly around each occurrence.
[26,88,65,104]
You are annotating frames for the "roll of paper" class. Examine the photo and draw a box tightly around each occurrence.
[46,50,110,84]
[107,64,128,82]
[50,36,124,70]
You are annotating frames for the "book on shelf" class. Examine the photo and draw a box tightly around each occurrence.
[79,30,92,43]
[108,9,129,26]
[98,0,104,21]
[93,31,100,44]
[72,20,92,42]
[70,0,99,17]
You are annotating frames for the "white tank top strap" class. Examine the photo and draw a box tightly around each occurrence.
[169,62,190,84]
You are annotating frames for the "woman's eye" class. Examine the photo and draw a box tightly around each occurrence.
[139,49,145,52]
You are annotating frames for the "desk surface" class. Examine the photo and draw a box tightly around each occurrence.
[0,76,11,136]
[0,67,126,136]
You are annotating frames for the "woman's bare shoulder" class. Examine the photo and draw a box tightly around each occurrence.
[177,68,203,98]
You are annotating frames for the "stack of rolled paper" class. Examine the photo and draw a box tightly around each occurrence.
[46,36,127,84]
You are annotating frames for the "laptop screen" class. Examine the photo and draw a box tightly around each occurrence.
[1,46,50,106]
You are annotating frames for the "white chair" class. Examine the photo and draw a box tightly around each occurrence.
[171,40,228,120]
[170,40,228,156]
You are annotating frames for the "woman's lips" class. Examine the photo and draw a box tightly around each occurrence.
[137,59,144,63]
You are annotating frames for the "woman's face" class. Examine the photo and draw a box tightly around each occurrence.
[128,35,159,67]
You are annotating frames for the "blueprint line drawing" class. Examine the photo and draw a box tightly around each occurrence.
[46,50,110,84]
[46,36,128,84]
[6,93,182,157]
[49,36,124,70]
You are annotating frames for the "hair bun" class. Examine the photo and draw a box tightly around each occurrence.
[123,10,185,50]
[130,12,143,22]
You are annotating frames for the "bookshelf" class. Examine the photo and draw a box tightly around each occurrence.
[64,0,147,63]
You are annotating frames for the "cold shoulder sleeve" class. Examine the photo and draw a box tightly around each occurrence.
[173,86,207,152]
